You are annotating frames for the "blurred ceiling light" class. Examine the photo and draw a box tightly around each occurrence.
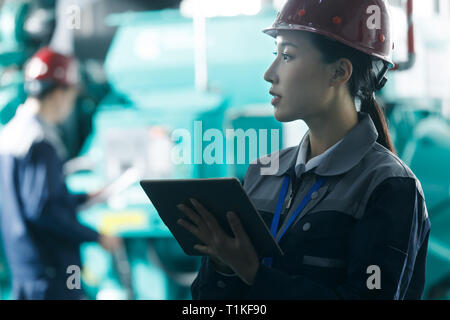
[273,0,288,11]
[180,0,262,18]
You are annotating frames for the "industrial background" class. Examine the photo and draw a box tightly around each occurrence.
[0,0,449,300]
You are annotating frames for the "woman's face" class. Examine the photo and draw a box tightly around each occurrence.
[264,30,334,122]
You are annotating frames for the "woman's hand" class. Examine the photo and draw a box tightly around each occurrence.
[176,198,260,285]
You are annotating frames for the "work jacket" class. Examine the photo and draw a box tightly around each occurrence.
[0,107,98,299]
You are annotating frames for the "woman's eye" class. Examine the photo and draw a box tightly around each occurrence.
[282,53,291,61]
[272,51,292,61]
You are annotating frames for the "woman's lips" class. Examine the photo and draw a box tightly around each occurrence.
[270,92,281,106]
[271,96,281,106]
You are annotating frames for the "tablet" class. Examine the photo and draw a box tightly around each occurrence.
[140,178,283,257]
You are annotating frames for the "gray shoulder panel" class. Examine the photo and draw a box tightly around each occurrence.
[311,142,426,220]
[353,143,425,219]
[371,143,425,198]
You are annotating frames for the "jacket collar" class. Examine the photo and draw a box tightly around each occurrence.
[274,112,378,177]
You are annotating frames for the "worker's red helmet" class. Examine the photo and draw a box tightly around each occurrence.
[263,0,394,68]
[24,47,79,97]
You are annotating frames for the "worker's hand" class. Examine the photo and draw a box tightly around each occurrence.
[99,234,122,252]
[87,188,106,203]
[176,198,260,285]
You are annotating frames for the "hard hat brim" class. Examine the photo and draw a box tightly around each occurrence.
[263,26,394,69]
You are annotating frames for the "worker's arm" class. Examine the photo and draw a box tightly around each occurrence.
[191,256,249,300]
[20,141,99,244]
[244,177,431,299]
[70,193,89,208]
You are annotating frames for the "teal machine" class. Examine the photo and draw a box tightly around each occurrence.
[66,8,282,299]
[387,100,450,299]
[0,0,60,125]
[0,0,107,156]
[383,1,450,299]
[0,0,31,125]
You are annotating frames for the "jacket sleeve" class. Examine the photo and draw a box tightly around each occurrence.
[244,176,431,299]
[191,256,250,299]
[20,141,99,244]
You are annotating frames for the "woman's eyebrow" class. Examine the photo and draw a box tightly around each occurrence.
[275,41,299,49]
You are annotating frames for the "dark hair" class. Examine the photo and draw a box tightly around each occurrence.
[307,33,395,154]
[25,80,70,101]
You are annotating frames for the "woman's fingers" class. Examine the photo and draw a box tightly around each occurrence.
[177,217,215,246]
[190,198,224,236]
[177,219,203,241]
[227,211,251,244]
[177,203,205,229]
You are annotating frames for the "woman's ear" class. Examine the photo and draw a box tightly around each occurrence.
[329,58,353,86]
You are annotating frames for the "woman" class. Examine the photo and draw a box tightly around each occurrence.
[177,0,430,299]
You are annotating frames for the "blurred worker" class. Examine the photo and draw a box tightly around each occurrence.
[178,0,431,299]
[0,47,121,300]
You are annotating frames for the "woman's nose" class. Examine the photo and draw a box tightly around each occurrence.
[264,62,278,84]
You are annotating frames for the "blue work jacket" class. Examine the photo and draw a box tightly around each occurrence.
[0,109,99,299]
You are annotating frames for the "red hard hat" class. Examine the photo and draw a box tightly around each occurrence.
[25,47,79,86]
[263,0,394,68]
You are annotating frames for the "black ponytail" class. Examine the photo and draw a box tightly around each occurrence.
[359,92,395,154]
[307,33,396,154]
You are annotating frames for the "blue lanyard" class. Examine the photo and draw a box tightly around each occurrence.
[264,175,327,267]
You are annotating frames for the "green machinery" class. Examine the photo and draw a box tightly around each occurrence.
[0,0,58,125]
[387,101,450,299]
[0,0,30,125]
[0,0,107,156]
[66,8,282,299]
[383,8,450,298]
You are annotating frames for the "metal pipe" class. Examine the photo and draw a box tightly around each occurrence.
[193,0,208,91]
[392,0,416,71]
